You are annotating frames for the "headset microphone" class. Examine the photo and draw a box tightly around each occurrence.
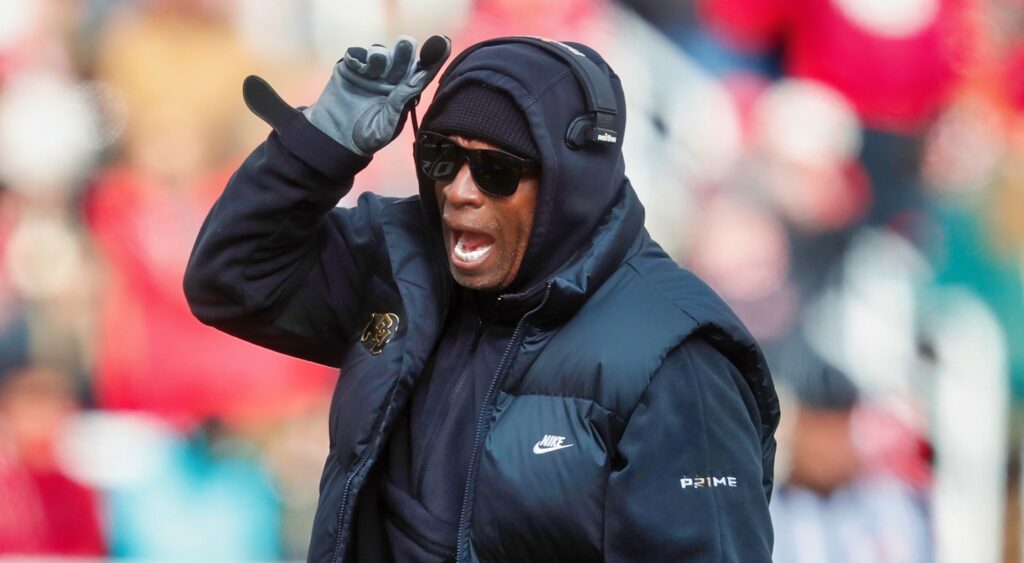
[409,35,452,135]
[417,35,452,73]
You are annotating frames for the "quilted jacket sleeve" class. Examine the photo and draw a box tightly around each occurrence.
[183,106,384,368]
[604,337,774,562]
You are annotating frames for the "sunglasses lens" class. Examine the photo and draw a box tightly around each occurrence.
[416,133,460,181]
[470,152,521,197]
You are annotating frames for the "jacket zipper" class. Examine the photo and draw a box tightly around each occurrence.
[333,450,370,562]
[455,282,553,561]
[332,378,402,563]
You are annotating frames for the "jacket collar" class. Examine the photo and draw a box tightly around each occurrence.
[493,180,645,325]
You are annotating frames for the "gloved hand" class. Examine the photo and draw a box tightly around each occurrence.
[303,35,451,156]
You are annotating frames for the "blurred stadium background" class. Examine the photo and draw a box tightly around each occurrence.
[0,0,1021,561]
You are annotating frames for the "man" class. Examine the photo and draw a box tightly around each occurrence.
[768,339,930,563]
[184,35,779,562]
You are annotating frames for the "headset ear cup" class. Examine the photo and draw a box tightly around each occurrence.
[565,115,592,150]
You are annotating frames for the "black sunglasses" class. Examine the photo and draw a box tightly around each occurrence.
[414,131,539,197]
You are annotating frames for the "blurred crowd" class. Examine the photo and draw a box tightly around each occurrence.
[0,0,1021,561]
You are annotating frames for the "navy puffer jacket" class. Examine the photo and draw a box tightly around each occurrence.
[184,39,779,562]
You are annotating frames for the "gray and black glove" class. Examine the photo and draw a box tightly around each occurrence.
[242,35,451,157]
[303,35,451,156]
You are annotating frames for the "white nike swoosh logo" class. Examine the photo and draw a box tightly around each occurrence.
[532,442,575,455]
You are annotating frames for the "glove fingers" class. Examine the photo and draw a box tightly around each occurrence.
[388,36,451,113]
[313,36,449,154]
[363,44,390,79]
[386,35,416,85]
[343,46,369,73]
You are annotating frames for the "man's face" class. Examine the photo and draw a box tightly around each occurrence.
[434,135,539,291]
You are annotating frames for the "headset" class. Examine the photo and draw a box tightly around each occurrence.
[441,36,620,150]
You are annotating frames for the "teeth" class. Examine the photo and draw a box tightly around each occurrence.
[454,234,492,263]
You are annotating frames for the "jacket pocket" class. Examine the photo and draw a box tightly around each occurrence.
[469,392,619,562]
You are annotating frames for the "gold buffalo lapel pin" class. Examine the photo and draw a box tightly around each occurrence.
[361,313,400,355]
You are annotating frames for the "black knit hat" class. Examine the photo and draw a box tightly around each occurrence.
[422,83,540,160]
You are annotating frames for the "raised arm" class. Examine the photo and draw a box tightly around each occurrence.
[183,35,450,366]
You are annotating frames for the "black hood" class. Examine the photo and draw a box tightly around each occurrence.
[416,39,629,295]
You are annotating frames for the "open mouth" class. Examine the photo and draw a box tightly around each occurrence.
[451,229,495,265]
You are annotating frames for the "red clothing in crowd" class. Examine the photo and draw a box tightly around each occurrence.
[701,0,978,133]
[86,166,334,428]
[0,451,105,556]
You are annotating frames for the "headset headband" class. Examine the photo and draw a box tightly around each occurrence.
[442,36,619,147]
